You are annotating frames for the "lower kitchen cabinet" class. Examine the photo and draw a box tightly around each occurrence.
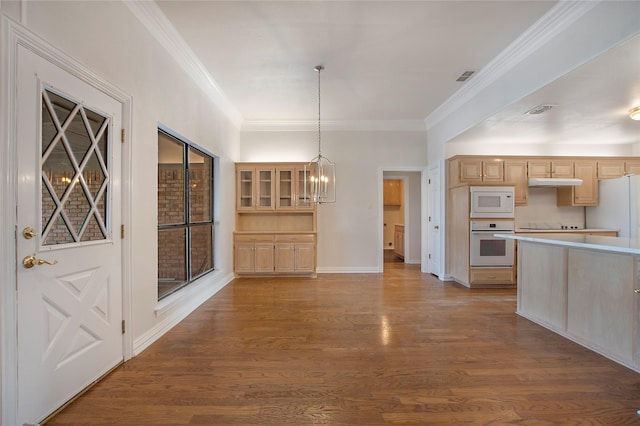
[469,267,515,286]
[234,233,316,276]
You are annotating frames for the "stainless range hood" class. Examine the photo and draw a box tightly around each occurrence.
[528,177,583,187]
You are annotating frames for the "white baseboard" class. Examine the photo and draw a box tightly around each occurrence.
[316,266,379,273]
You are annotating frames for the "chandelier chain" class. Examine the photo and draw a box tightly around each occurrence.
[316,65,323,156]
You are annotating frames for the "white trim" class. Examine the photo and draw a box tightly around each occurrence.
[378,167,428,273]
[242,119,427,132]
[124,1,242,128]
[316,267,378,274]
[1,16,134,425]
[425,1,599,130]
[135,272,234,355]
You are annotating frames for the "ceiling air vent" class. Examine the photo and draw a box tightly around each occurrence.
[525,104,556,115]
[456,71,475,82]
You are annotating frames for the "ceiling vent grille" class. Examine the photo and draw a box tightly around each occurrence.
[525,104,556,115]
[456,71,475,82]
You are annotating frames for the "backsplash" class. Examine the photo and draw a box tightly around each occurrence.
[515,187,585,229]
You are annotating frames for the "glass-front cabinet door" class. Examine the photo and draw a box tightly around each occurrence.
[296,167,314,210]
[256,167,275,210]
[237,167,255,210]
[276,168,294,210]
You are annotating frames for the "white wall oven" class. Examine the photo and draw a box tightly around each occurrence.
[470,186,515,218]
[470,220,515,267]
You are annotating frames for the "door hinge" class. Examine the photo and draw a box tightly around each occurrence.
[122,320,126,334]
[121,128,125,143]
[121,224,125,239]
[428,253,431,259]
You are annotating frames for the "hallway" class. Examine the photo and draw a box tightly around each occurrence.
[48,265,640,424]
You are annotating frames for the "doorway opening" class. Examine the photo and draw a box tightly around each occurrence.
[381,170,423,270]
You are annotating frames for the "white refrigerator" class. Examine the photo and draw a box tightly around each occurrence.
[585,175,640,238]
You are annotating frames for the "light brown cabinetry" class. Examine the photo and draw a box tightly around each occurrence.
[235,162,317,277]
[597,160,626,179]
[236,166,275,211]
[557,160,597,206]
[449,158,504,187]
[504,160,528,205]
[384,179,402,206]
[234,235,275,273]
[394,225,404,259]
[597,160,640,179]
[470,267,515,285]
[528,160,574,178]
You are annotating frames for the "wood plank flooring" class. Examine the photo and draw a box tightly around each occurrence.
[48,264,640,425]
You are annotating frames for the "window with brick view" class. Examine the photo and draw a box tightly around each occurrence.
[157,129,215,300]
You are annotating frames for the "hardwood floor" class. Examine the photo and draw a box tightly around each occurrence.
[48,264,640,425]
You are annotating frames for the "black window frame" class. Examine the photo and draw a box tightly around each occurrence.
[157,127,215,301]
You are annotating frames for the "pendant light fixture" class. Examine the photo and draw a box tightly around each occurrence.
[304,65,336,204]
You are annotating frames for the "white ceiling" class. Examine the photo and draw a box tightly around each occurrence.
[152,1,640,145]
[155,1,555,122]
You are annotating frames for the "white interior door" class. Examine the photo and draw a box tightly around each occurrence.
[428,165,441,276]
[16,45,123,425]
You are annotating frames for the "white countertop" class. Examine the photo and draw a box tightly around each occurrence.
[494,233,640,255]
[514,228,617,234]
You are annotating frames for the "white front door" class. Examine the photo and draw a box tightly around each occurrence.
[16,45,123,425]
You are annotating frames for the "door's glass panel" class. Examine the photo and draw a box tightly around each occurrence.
[190,224,213,279]
[41,99,57,154]
[158,133,185,225]
[188,148,212,222]
[49,92,76,126]
[158,227,187,299]
[83,151,105,199]
[63,181,90,236]
[83,107,108,140]
[43,215,74,245]
[80,213,106,242]
[41,183,57,233]
[43,143,74,199]
[41,89,110,246]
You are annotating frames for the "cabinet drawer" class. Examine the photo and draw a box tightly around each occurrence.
[234,234,274,243]
[274,234,315,243]
[470,267,514,284]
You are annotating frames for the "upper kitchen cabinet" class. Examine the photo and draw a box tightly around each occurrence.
[557,160,598,206]
[236,165,275,211]
[504,160,528,205]
[449,158,503,187]
[626,160,640,176]
[598,159,640,179]
[528,160,574,178]
[384,179,402,206]
[597,160,626,179]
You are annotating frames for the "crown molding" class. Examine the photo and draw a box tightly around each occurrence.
[124,1,243,128]
[424,0,600,130]
[242,119,426,132]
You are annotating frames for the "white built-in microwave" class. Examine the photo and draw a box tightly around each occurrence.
[469,186,515,218]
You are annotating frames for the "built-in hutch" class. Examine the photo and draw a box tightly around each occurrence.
[234,162,317,277]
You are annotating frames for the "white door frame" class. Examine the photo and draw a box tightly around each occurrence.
[0,17,133,425]
[378,167,428,272]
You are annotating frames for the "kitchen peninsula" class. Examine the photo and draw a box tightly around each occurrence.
[496,233,640,373]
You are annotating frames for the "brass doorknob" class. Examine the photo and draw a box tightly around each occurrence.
[634,289,640,294]
[22,227,36,239]
[23,255,58,269]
